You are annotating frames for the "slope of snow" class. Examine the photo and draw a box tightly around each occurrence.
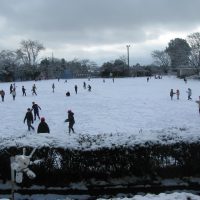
[0,76,200,150]
[98,192,200,200]
[1,192,199,200]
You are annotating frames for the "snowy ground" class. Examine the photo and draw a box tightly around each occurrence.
[0,76,200,150]
[1,192,200,200]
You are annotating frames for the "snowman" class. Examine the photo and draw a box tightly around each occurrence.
[11,148,36,183]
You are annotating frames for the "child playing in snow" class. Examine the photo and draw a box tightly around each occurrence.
[170,89,175,100]
[186,88,192,100]
[176,89,180,100]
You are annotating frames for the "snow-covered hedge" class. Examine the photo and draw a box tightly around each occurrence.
[1,141,200,186]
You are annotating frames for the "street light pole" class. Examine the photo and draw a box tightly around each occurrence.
[126,45,130,69]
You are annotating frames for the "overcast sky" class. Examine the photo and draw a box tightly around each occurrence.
[0,0,200,66]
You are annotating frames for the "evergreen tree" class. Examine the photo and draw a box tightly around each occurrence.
[166,38,191,68]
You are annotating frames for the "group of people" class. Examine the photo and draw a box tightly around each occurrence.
[83,81,92,91]
[24,102,42,131]
[170,89,180,100]
[5,83,37,101]
[66,82,92,97]
[170,88,192,100]
[24,101,75,134]
[10,83,17,100]
[24,108,50,133]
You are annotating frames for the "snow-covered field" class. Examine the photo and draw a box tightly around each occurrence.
[0,76,200,150]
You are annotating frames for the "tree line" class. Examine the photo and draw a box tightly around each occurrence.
[0,39,100,81]
[1,33,200,82]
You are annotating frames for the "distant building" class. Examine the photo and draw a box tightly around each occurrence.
[60,69,73,79]
[177,68,198,78]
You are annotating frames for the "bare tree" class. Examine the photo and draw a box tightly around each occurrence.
[187,32,200,68]
[151,50,170,72]
[0,50,20,81]
[16,39,45,66]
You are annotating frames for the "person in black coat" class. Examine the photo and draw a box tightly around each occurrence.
[24,108,34,131]
[22,86,26,96]
[0,90,5,102]
[32,102,41,120]
[10,84,13,94]
[88,85,91,92]
[37,117,50,133]
[66,91,70,96]
[65,110,75,133]
[74,85,78,94]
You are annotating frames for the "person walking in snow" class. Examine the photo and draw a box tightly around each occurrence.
[186,88,192,100]
[83,82,86,89]
[22,86,26,96]
[52,83,55,93]
[75,85,78,94]
[88,85,91,92]
[196,96,200,115]
[37,117,50,133]
[10,84,13,94]
[170,89,175,100]
[184,77,187,84]
[24,108,34,131]
[0,90,5,102]
[65,110,75,134]
[32,84,37,95]
[32,101,41,120]
[176,89,180,100]
[11,88,16,100]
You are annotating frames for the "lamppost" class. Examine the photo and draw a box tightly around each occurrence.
[126,45,130,69]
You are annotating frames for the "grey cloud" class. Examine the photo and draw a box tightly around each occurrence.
[0,0,200,64]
